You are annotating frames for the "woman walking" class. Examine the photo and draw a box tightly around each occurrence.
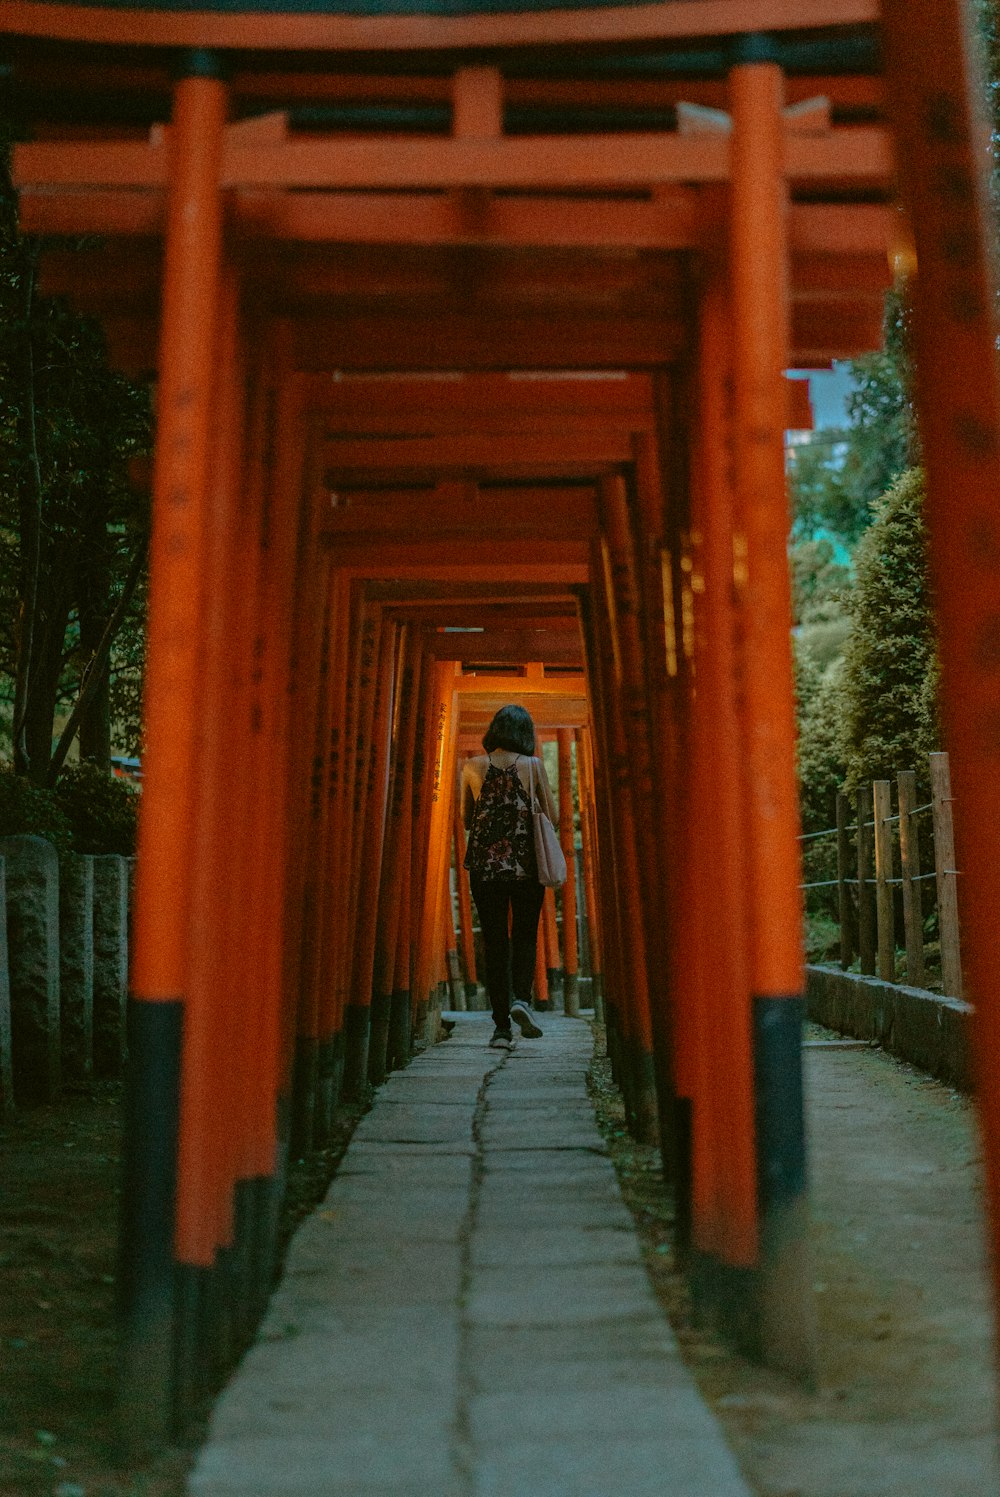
[461,704,557,1049]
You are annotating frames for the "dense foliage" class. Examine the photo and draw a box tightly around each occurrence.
[0,768,73,854]
[0,761,137,857]
[836,468,940,797]
[0,126,150,784]
[54,763,139,856]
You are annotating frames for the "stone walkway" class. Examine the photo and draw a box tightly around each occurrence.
[189,1013,752,1497]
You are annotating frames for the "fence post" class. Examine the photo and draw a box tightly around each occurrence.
[897,770,926,988]
[856,784,876,976]
[930,751,963,998]
[873,780,895,982]
[836,793,854,970]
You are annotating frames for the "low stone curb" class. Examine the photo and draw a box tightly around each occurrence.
[806,963,971,1091]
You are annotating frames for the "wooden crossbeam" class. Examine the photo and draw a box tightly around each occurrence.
[424,629,583,665]
[18,187,893,260]
[309,372,653,422]
[14,126,891,193]
[321,431,633,473]
[0,2,881,54]
[392,607,580,629]
[322,488,599,538]
[321,538,590,580]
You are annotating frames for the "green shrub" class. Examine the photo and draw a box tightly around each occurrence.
[838,466,940,797]
[0,768,73,854]
[54,763,139,857]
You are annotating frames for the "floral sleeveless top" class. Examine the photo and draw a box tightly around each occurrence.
[464,758,536,881]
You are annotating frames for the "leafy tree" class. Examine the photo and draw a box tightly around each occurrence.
[789,288,916,552]
[837,467,940,796]
[0,125,151,783]
[791,536,851,674]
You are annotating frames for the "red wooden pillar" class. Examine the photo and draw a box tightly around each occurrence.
[319,583,365,1127]
[689,271,760,1318]
[542,885,561,1000]
[557,728,580,1016]
[245,328,307,1310]
[575,726,604,1020]
[225,323,291,1338]
[120,56,226,1447]
[389,644,425,1068]
[880,0,1000,1345]
[730,47,814,1377]
[416,660,460,1035]
[171,264,248,1408]
[583,574,659,1142]
[289,561,339,1153]
[345,613,397,1095]
[599,479,673,1147]
[453,792,480,1004]
[370,629,418,1082]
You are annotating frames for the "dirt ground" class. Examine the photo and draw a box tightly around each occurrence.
[0,1085,367,1497]
[590,1025,1000,1497]
[2,1026,996,1497]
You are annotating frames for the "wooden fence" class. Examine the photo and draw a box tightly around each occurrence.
[801,751,963,998]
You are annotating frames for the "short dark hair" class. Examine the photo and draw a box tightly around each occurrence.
[483,704,536,756]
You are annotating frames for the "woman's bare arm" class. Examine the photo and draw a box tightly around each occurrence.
[461,760,478,829]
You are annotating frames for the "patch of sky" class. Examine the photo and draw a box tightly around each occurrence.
[786,361,855,433]
[786,363,857,566]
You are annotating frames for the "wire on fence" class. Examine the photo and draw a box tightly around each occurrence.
[803,804,935,841]
[804,869,958,890]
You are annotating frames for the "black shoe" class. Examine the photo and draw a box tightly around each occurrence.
[489,1027,514,1050]
[510,1001,543,1038]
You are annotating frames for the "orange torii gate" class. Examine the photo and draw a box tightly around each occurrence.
[7,0,1000,1450]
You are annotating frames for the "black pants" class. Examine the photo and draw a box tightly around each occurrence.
[470,875,546,1031]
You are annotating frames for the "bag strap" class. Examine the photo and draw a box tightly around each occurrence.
[527,755,541,814]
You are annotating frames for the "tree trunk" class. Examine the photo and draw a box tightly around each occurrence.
[12,243,43,778]
[77,493,113,769]
[23,566,74,786]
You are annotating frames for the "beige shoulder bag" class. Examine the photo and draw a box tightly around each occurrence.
[528,756,567,888]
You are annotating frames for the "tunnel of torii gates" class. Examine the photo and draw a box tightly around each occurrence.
[6,0,1000,1448]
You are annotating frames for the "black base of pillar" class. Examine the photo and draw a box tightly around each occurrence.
[118,997,182,1457]
[690,1250,761,1356]
[412,998,429,1051]
[368,991,392,1086]
[387,988,411,1071]
[315,1030,343,1144]
[342,1003,372,1100]
[625,1040,660,1146]
[753,994,816,1381]
[289,1035,318,1156]
[670,1095,693,1262]
[171,1263,207,1433]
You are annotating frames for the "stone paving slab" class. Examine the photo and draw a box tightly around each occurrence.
[188,1014,752,1497]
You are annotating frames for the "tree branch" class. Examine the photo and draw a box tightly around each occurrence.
[12,241,44,776]
[47,536,148,786]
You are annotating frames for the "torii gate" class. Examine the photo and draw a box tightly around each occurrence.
[6,0,1000,1449]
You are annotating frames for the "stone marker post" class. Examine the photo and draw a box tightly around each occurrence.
[93,854,129,1077]
[60,853,95,1082]
[0,835,61,1104]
